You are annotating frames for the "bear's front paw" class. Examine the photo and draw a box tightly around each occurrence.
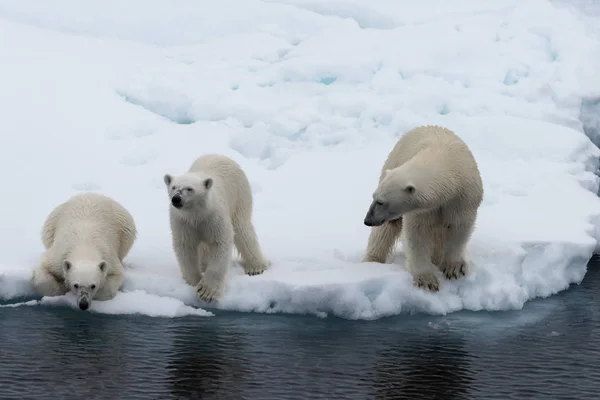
[244,260,270,276]
[195,279,221,303]
[440,259,468,280]
[412,271,440,292]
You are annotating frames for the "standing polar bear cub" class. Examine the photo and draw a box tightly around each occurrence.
[32,192,137,310]
[363,125,483,292]
[164,154,270,302]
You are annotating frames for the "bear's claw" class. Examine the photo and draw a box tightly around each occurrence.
[413,272,440,292]
[441,260,467,280]
[195,280,220,303]
[245,268,264,276]
[243,261,269,276]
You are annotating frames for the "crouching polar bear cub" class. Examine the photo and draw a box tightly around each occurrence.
[164,154,270,302]
[363,125,483,292]
[32,192,137,310]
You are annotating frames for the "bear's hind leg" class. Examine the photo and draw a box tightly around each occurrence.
[94,273,124,301]
[40,203,65,250]
[117,222,137,262]
[232,220,270,276]
[439,213,476,281]
[32,267,66,297]
[362,219,402,263]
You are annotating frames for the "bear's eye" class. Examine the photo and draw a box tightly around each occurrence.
[375,201,385,207]
[91,285,96,290]
[73,284,79,289]
[184,187,194,194]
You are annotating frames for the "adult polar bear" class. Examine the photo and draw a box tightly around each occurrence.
[164,154,270,303]
[363,125,483,292]
[32,192,137,310]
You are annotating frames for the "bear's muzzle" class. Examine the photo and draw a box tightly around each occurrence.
[171,194,183,208]
[78,298,90,311]
[364,202,386,227]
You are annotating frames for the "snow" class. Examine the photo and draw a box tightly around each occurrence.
[0,0,599,320]
[0,291,213,318]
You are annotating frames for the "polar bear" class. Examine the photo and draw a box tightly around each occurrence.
[362,125,483,292]
[32,192,137,310]
[163,154,270,302]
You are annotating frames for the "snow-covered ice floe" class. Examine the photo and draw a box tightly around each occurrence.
[0,0,599,319]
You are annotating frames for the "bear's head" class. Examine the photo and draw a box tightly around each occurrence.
[364,168,421,227]
[62,259,107,310]
[163,173,213,212]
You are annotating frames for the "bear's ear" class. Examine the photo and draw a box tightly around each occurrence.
[203,178,213,190]
[62,260,72,272]
[163,174,173,186]
[405,185,415,194]
[98,261,107,273]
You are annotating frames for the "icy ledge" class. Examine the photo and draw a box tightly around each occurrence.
[2,117,599,320]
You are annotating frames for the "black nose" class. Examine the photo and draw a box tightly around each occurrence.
[171,195,182,208]
[364,216,382,227]
[78,300,89,311]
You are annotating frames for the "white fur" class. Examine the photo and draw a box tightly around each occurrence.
[32,192,137,309]
[164,154,269,302]
[362,125,484,292]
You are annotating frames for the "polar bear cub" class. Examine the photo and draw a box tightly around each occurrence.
[164,154,270,302]
[32,192,137,310]
[363,125,483,292]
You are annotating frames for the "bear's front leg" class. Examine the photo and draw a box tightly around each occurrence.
[403,218,440,292]
[362,219,403,263]
[439,215,476,280]
[32,266,67,297]
[172,226,202,287]
[94,273,125,301]
[195,240,233,302]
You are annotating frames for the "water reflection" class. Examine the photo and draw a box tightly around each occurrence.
[0,308,132,398]
[372,334,473,400]
[166,319,249,399]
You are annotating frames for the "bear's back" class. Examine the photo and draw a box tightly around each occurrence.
[53,193,131,250]
[383,125,479,180]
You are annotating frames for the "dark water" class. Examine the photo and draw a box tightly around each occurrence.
[0,256,599,400]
